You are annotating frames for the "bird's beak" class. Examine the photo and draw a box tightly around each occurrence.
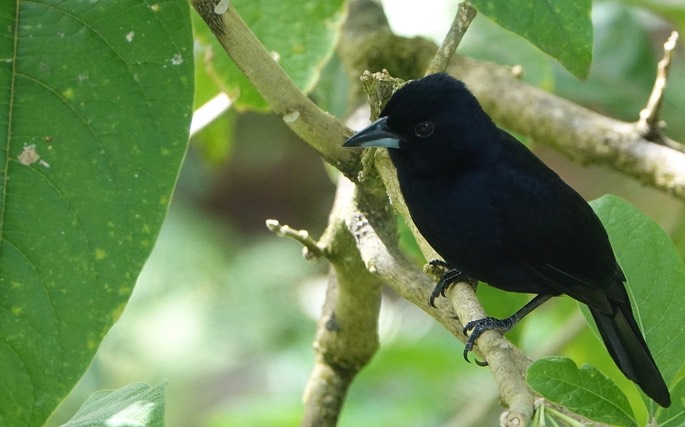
[343,117,400,149]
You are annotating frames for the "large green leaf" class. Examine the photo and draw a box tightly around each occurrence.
[583,196,685,416]
[657,375,685,427]
[588,196,685,388]
[528,357,636,426]
[528,196,685,423]
[0,1,193,426]
[192,0,346,111]
[471,0,593,79]
[61,383,166,427]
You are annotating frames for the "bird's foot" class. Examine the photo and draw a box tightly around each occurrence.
[462,316,517,366]
[428,262,477,307]
[427,259,449,269]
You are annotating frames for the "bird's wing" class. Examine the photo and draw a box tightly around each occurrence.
[490,131,626,312]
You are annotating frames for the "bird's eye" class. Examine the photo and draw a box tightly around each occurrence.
[414,121,435,138]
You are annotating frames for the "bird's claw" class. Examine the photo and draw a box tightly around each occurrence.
[429,283,448,307]
[462,316,516,367]
[462,349,489,366]
[428,267,477,307]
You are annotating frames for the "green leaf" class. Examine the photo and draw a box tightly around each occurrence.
[470,0,593,79]
[0,2,193,426]
[192,0,346,111]
[657,375,685,426]
[62,383,166,427]
[553,3,657,121]
[528,357,636,426]
[459,11,555,90]
[588,196,685,387]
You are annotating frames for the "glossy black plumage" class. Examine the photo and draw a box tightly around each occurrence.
[344,73,670,407]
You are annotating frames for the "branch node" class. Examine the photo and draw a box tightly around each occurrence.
[423,260,447,279]
[511,64,524,79]
[213,0,229,14]
[283,109,301,123]
[360,69,404,119]
[265,219,324,259]
[636,31,679,141]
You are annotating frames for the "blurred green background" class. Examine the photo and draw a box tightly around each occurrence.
[48,1,685,426]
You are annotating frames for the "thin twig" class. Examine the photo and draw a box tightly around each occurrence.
[265,219,324,259]
[637,31,680,142]
[425,2,478,75]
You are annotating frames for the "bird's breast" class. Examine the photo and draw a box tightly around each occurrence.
[397,169,500,269]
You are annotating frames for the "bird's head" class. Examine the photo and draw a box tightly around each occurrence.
[344,73,496,175]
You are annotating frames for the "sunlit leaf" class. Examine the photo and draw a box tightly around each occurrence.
[528,357,636,426]
[62,383,166,427]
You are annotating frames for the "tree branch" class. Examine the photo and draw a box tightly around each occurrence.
[190,0,360,178]
[298,181,384,427]
[425,2,478,75]
[637,31,681,146]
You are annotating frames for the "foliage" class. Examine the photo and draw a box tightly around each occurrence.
[470,0,593,79]
[529,196,685,425]
[61,383,166,427]
[0,1,192,426]
[589,196,685,389]
[1,0,684,426]
[529,357,636,426]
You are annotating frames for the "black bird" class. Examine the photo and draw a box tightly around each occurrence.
[343,73,670,407]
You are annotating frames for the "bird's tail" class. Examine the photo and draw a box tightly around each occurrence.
[590,304,671,407]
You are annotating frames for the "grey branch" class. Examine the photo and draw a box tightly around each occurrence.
[301,176,384,427]
[426,2,478,75]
